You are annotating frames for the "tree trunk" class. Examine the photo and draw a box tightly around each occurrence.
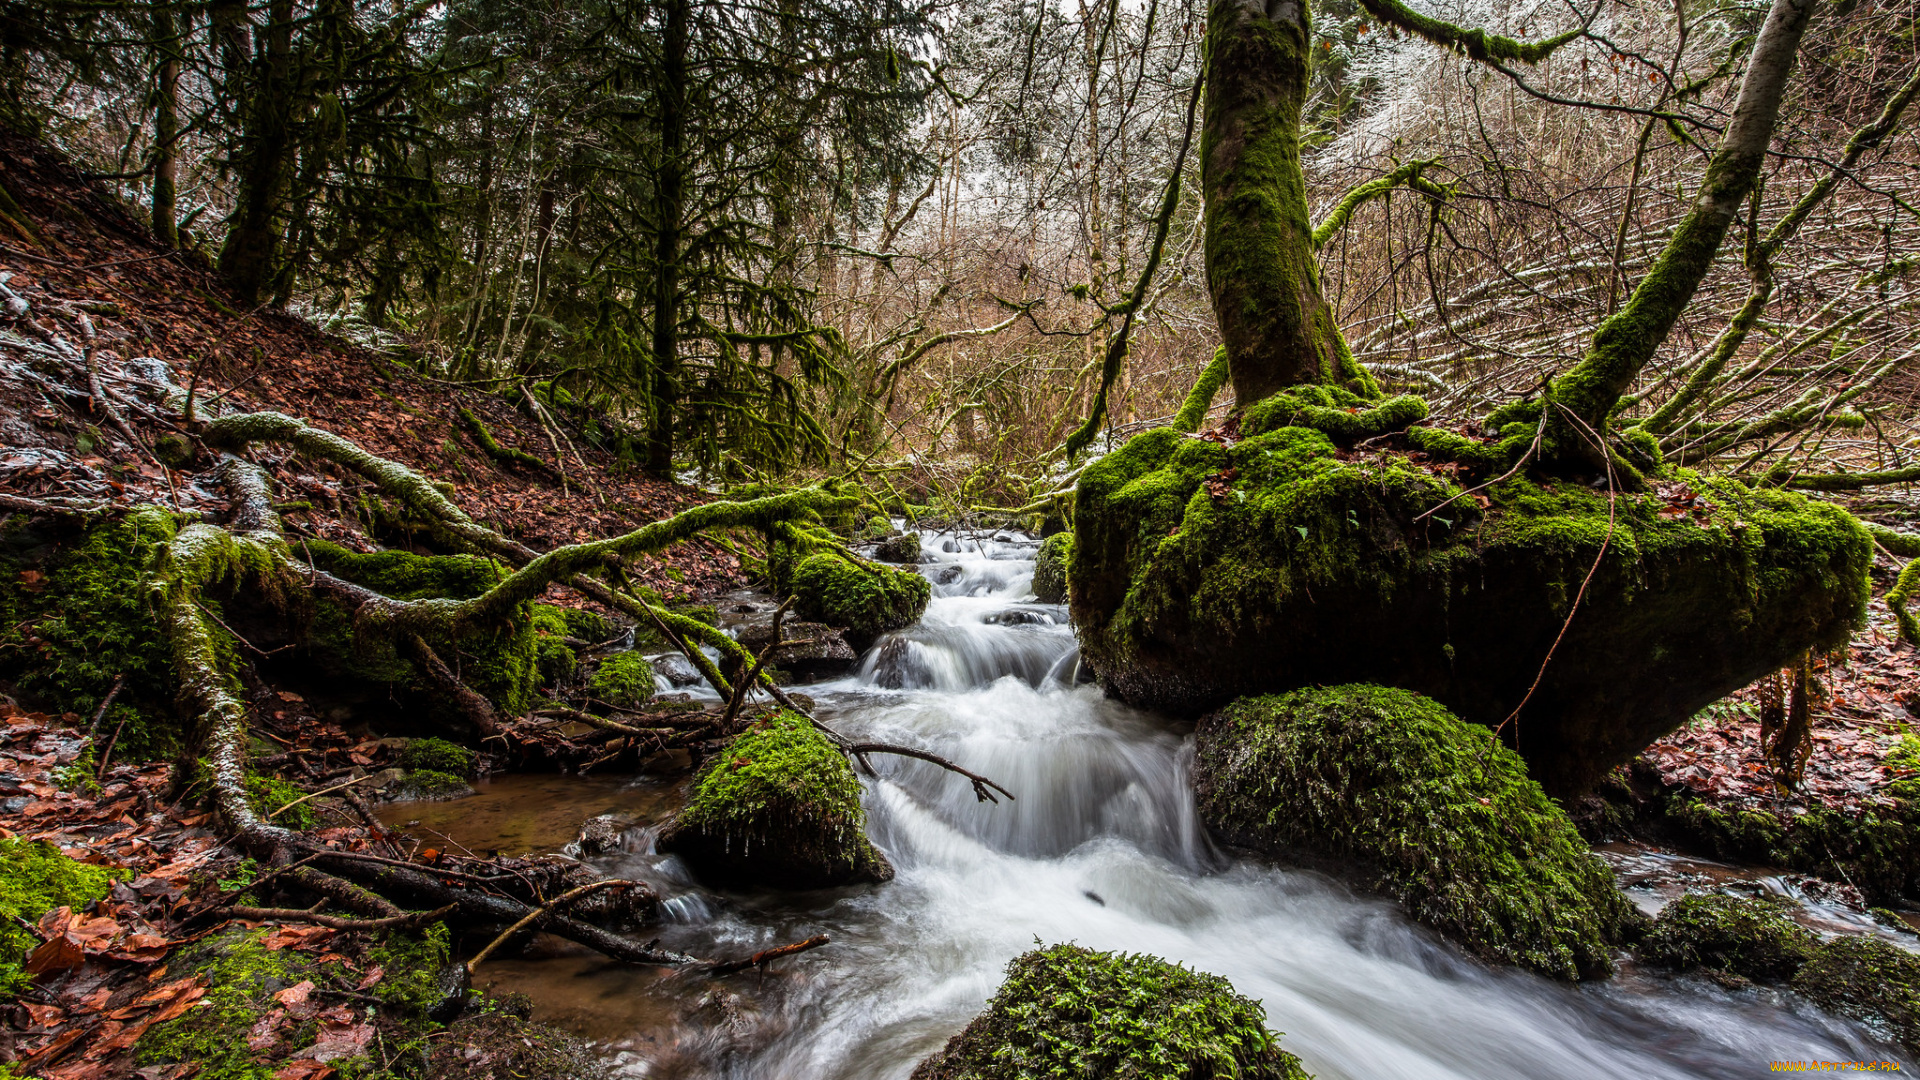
[1543,0,1817,471]
[646,0,689,479]
[1203,0,1373,406]
[149,5,179,249]
[217,0,298,307]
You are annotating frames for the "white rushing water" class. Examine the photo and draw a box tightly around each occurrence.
[602,528,1898,1079]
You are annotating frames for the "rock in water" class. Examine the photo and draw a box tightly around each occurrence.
[1194,685,1640,980]
[1636,893,1816,983]
[875,531,922,564]
[790,554,930,650]
[657,712,892,889]
[735,619,858,681]
[1790,935,1920,1053]
[1030,532,1071,604]
[1070,422,1871,795]
[911,943,1309,1080]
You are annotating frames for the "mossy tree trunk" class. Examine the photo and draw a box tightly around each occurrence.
[1203,0,1375,405]
[149,3,179,249]
[1541,0,1817,473]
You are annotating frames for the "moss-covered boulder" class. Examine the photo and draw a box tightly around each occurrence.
[877,530,922,564]
[1070,420,1871,794]
[1637,893,1817,982]
[912,943,1309,1080]
[789,553,930,649]
[398,736,478,777]
[1195,685,1638,980]
[588,652,656,709]
[657,712,891,889]
[1791,935,1920,1052]
[0,838,119,998]
[1031,532,1071,604]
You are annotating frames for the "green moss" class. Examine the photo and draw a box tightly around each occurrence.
[0,839,120,999]
[245,773,318,830]
[1070,416,1872,794]
[659,712,890,888]
[136,925,451,1079]
[0,510,184,760]
[1195,686,1638,980]
[1032,533,1071,604]
[398,769,472,799]
[301,541,546,718]
[790,553,930,644]
[1790,935,1920,1052]
[1239,384,1428,445]
[588,652,656,709]
[398,736,476,777]
[1637,894,1816,981]
[1653,794,1920,907]
[911,943,1308,1080]
[530,603,578,684]
[876,530,922,564]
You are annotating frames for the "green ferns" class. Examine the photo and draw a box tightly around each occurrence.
[660,712,891,888]
[1194,685,1639,979]
[911,943,1308,1080]
[0,839,119,998]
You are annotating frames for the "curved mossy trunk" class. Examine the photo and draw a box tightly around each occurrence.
[1204,0,1376,404]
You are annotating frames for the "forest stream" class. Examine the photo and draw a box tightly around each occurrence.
[383,528,1906,1079]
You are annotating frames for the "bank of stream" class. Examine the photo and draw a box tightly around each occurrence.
[384,529,1911,1079]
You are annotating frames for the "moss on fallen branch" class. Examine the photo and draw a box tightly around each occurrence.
[457,406,547,471]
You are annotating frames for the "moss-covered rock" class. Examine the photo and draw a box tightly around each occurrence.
[1637,893,1816,982]
[0,510,185,760]
[876,530,922,564]
[911,943,1309,1080]
[395,768,476,801]
[1195,685,1638,980]
[0,838,119,999]
[1031,532,1071,604]
[657,712,891,889]
[789,553,930,649]
[245,773,319,830]
[398,736,478,777]
[1070,420,1871,794]
[588,651,656,709]
[1790,935,1920,1052]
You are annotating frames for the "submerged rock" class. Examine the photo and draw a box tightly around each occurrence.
[1070,421,1871,795]
[658,712,891,889]
[1194,685,1639,980]
[1791,935,1920,1053]
[911,943,1309,1080]
[789,553,931,650]
[1030,532,1071,604]
[1637,893,1817,983]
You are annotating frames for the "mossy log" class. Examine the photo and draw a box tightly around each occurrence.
[1194,686,1639,979]
[1070,422,1871,795]
[912,943,1309,1080]
[658,712,893,889]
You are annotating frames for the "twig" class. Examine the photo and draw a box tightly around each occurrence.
[466,879,637,974]
[1495,404,1618,740]
[707,934,831,975]
[84,674,125,739]
[269,772,379,820]
[222,902,456,931]
[721,598,792,729]
[846,742,1016,804]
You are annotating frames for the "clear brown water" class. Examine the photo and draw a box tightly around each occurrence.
[388,530,1914,1078]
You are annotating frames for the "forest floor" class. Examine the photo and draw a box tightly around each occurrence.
[2,130,1919,1077]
